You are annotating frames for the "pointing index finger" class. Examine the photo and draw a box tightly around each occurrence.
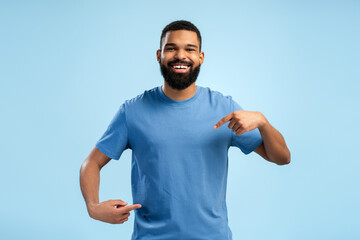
[122,204,142,212]
[214,113,233,129]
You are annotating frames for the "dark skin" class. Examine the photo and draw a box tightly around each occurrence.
[214,111,291,165]
[80,147,141,224]
[80,29,290,225]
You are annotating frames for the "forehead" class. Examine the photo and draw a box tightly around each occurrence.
[162,30,199,47]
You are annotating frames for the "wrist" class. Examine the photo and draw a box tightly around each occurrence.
[257,112,269,130]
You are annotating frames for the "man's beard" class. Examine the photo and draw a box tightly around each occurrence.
[160,60,201,90]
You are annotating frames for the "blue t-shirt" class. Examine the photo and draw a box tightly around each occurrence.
[96,85,263,240]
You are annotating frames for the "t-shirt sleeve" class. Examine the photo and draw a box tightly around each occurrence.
[230,98,263,155]
[95,104,130,160]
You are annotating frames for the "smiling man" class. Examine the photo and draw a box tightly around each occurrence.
[158,29,203,91]
[80,20,290,240]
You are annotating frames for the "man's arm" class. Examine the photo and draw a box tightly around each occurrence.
[254,121,290,165]
[80,147,141,224]
[214,111,290,165]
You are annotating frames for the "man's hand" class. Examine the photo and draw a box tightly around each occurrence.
[214,110,291,165]
[214,110,267,135]
[88,199,142,224]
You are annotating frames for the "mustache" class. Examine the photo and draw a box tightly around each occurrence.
[167,60,193,66]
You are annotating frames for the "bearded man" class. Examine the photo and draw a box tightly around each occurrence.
[80,20,290,240]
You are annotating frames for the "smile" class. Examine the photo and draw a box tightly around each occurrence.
[170,64,190,73]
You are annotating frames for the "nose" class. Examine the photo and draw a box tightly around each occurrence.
[174,49,186,60]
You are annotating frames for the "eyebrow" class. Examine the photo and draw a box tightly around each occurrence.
[164,43,199,49]
[186,44,198,49]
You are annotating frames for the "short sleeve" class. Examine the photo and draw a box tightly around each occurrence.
[95,104,130,160]
[230,98,263,155]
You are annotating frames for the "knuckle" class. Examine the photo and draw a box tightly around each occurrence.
[115,218,122,223]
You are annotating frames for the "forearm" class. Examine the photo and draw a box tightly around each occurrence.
[259,116,290,165]
[80,160,101,213]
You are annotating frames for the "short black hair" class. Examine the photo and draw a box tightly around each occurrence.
[160,20,202,51]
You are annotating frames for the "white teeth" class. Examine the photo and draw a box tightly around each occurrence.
[173,65,188,69]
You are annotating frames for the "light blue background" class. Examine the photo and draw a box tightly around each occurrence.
[1,0,359,239]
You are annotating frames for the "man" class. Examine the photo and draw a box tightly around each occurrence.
[80,20,290,240]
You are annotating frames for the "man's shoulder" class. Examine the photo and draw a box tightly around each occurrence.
[123,86,159,107]
[199,85,233,102]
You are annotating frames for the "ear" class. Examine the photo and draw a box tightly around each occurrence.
[156,49,161,63]
[199,51,205,65]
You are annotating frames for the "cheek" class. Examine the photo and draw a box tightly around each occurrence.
[192,59,200,66]
[161,56,172,64]
[191,55,201,63]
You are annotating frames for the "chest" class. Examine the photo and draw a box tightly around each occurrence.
[127,106,231,153]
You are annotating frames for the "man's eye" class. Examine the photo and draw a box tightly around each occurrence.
[166,48,175,51]
[186,49,195,51]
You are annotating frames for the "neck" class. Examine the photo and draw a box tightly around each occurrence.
[162,82,197,101]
